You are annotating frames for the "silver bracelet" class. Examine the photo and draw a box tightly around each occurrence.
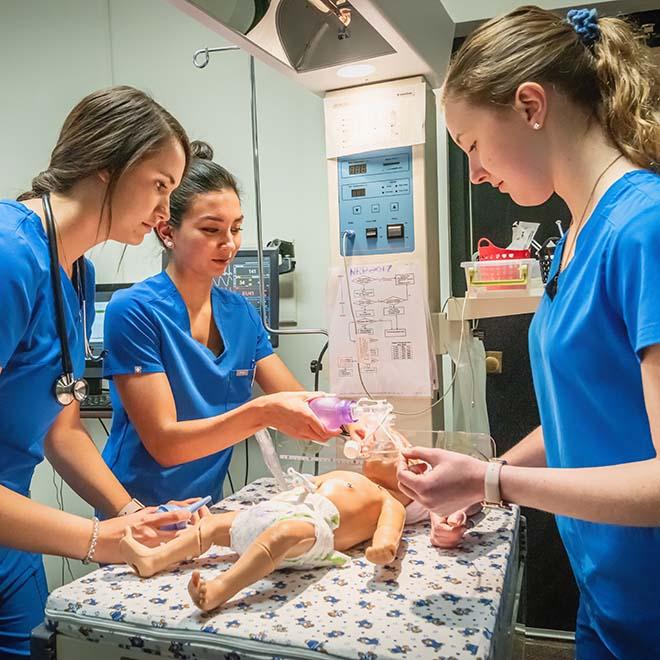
[82,516,100,565]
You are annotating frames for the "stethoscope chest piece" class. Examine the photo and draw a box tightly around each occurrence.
[55,373,89,406]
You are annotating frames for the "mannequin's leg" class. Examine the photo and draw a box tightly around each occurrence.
[120,512,238,578]
[189,518,316,611]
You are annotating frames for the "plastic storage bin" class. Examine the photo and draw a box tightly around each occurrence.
[461,258,537,297]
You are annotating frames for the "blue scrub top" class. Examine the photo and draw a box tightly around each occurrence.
[101,270,273,505]
[0,200,94,593]
[529,170,660,655]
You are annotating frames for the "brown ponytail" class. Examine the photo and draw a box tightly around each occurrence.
[443,5,659,172]
[20,170,60,201]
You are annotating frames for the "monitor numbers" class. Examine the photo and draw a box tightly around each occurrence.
[349,163,367,175]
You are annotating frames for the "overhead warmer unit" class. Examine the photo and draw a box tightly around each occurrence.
[171,0,455,94]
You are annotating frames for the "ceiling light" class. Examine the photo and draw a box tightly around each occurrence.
[336,63,376,78]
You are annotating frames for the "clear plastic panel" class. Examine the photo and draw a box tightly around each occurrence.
[266,428,496,479]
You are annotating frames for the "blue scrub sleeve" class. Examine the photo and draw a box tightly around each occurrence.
[102,294,164,377]
[607,207,660,357]
[0,232,39,369]
[244,298,274,361]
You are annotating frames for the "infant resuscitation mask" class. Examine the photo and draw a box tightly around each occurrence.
[255,397,406,492]
[345,398,406,460]
[308,396,405,460]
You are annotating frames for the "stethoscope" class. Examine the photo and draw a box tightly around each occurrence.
[43,193,105,406]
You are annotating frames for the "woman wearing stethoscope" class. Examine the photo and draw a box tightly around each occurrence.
[0,86,198,659]
[100,140,344,507]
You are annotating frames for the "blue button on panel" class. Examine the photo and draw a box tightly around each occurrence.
[390,201,399,212]
[371,204,380,213]
[352,205,362,215]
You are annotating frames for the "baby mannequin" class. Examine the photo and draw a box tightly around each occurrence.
[120,466,408,612]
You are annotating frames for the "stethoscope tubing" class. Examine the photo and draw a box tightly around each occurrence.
[42,193,104,405]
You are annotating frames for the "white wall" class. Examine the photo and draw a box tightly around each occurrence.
[0,0,112,196]
[2,0,329,590]
[442,0,657,24]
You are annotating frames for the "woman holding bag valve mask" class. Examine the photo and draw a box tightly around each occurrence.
[100,141,363,508]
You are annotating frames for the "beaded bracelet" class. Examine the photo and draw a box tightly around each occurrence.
[82,516,100,565]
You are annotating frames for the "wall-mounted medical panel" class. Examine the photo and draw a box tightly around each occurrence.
[338,146,414,256]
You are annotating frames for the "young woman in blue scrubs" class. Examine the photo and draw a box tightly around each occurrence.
[397,7,660,659]
[101,141,336,507]
[0,86,198,659]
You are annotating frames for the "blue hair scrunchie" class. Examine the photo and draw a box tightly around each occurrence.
[566,8,600,47]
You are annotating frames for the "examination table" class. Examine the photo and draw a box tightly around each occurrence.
[34,478,525,659]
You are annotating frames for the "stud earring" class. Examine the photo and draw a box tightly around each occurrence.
[165,240,174,248]
[533,122,541,130]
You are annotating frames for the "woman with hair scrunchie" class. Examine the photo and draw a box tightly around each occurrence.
[397,6,660,658]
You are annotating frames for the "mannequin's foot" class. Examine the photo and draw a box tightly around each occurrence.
[188,570,232,611]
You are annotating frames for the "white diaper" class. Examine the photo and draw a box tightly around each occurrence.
[229,472,350,570]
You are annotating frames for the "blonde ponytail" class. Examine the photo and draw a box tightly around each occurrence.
[443,6,660,173]
[594,18,660,172]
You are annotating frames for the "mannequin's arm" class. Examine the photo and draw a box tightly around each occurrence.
[121,512,238,578]
[365,495,406,565]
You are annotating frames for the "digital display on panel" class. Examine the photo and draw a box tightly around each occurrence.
[351,188,366,197]
[349,162,367,175]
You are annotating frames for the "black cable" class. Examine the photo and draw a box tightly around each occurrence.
[227,471,235,495]
[99,418,110,436]
[311,341,329,477]
[51,469,64,588]
[52,470,74,583]
[313,341,329,392]
[244,438,250,488]
[62,473,74,581]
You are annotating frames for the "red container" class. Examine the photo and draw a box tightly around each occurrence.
[477,238,531,261]
[472,238,532,291]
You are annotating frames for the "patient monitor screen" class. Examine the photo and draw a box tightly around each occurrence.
[90,301,109,347]
[85,283,132,379]
[213,247,280,347]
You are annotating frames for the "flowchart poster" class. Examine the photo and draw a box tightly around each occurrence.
[328,262,432,397]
